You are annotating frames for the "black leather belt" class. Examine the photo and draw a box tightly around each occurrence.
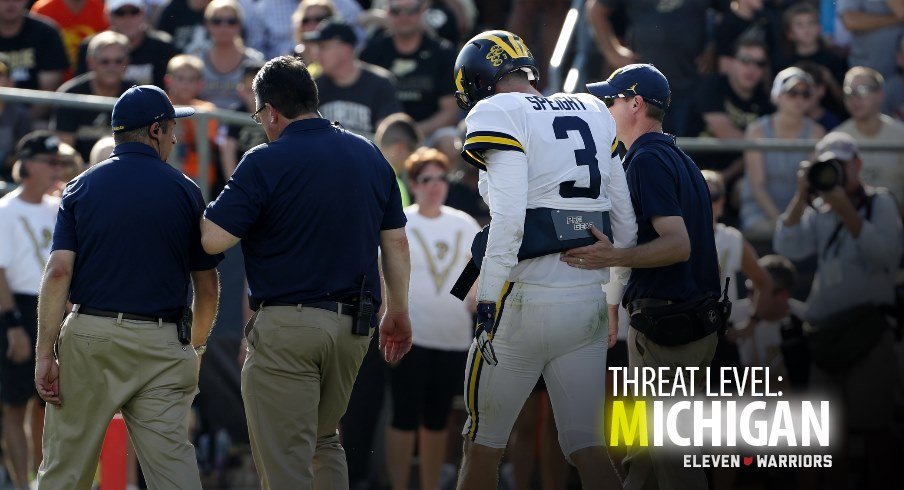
[262,301,357,317]
[78,306,179,324]
[627,298,674,314]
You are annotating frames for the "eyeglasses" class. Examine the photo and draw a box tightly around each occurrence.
[786,89,812,98]
[415,173,449,185]
[96,57,126,66]
[603,93,632,108]
[302,15,329,25]
[251,105,265,124]
[111,7,142,17]
[736,55,768,68]
[389,4,422,16]
[844,84,879,98]
[209,17,240,26]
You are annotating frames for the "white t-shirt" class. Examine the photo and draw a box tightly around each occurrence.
[714,223,745,324]
[0,190,60,295]
[406,205,482,351]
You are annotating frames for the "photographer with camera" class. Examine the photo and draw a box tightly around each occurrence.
[774,131,901,487]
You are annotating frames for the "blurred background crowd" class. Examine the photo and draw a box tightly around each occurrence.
[0,0,903,489]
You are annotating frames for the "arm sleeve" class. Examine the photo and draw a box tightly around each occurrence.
[203,151,268,238]
[189,186,224,271]
[773,208,818,261]
[603,141,637,305]
[51,183,79,253]
[460,100,526,170]
[853,193,903,271]
[477,149,528,303]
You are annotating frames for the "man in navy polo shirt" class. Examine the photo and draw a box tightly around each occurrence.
[200,56,412,489]
[566,64,722,490]
[34,85,222,490]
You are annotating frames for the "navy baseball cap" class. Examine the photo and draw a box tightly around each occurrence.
[303,19,357,46]
[586,64,671,109]
[111,85,194,133]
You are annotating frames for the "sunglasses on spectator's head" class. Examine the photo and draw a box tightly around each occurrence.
[736,55,767,68]
[389,4,422,16]
[111,7,141,17]
[209,17,239,26]
[786,88,812,98]
[302,15,328,25]
[844,84,879,97]
[415,173,450,185]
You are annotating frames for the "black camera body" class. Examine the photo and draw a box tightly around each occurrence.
[807,158,844,192]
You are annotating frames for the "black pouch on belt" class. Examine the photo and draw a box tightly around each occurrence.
[177,306,193,345]
[629,283,730,347]
[353,275,375,336]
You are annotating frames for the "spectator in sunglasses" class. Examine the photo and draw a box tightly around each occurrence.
[739,67,825,252]
[836,66,904,210]
[52,31,133,162]
[190,0,263,110]
[74,0,178,88]
[687,37,772,190]
[291,0,336,68]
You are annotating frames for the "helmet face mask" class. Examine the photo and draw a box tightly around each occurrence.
[453,30,539,111]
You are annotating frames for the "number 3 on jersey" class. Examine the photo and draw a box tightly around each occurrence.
[554,116,601,199]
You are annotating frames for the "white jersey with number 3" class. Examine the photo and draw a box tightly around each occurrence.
[461,91,637,304]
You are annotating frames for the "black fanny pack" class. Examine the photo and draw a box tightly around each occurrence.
[449,208,612,300]
[627,279,732,346]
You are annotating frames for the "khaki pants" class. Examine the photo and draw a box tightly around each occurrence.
[38,311,200,490]
[622,328,717,490]
[242,305,371,490]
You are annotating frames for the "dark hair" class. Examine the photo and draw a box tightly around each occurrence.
[758,254,797,293]
[113,124,152,145]
[783,2,819,34]
[794,60,826,85]
[252,56,319,118]
[734,36,768,59]
[375,112,421,150]
[645,103,665,123]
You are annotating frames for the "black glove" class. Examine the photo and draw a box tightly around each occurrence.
[475,302,498,366]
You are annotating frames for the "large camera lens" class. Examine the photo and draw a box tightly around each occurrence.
[807,159,842,192]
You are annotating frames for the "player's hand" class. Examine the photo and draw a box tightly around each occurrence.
[35,356,61,406]
[6,326,32,363]
[475,302,498,366]
[561,225,620,269]
[607,304,619,348]
[379,310,412,364]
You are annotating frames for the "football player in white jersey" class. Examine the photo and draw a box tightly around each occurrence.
[451,30,636,489]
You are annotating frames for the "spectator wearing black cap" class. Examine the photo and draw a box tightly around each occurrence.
[0,131,63,490]
[774,131,902,489]
[579,64,724,490]
[305,19,401,139]
[34,85,222,489]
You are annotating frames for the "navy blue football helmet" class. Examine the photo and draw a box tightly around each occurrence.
[453,30,539,111]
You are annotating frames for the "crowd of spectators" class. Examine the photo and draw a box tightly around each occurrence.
[0,0,902,488]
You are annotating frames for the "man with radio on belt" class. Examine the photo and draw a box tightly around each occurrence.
[200,56,412,489]
[571,64,727,490]
[34,84,222,490]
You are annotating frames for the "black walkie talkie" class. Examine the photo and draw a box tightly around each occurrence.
[353,275,375,336]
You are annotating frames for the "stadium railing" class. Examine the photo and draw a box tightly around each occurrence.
[3,87,904,200]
